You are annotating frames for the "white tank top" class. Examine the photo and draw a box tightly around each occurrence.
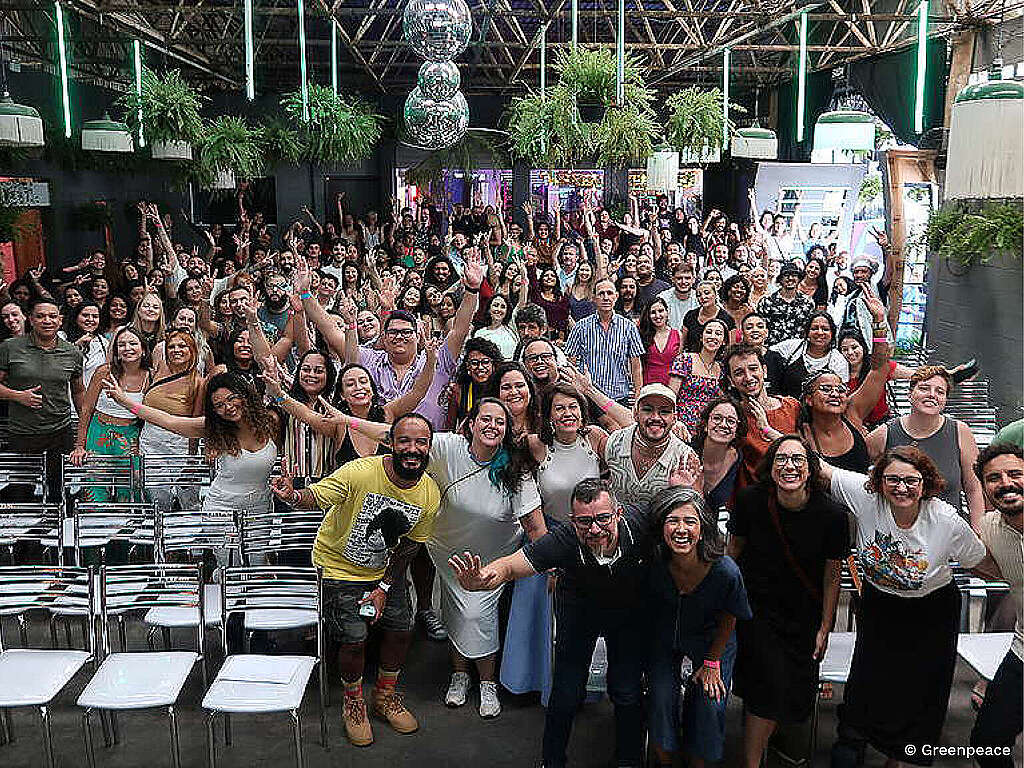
[95,386,145,420]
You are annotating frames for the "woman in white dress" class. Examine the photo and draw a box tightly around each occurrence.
[103,371,280,563]
[426,398,547,719]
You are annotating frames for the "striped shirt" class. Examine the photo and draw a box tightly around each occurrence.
[564,312,644,401]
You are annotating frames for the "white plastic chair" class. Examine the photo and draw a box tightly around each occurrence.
[0,453,49,502]
[76,563,205,768]
[0,565,94,768]
[810,631,858,758]
[957,632,1014,681]
[202,566,327,768]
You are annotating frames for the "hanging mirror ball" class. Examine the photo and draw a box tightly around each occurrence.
[417,61,461,101]
[403,0,472,62]
[403,88,469,150]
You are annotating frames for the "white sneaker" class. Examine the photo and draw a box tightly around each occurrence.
[445,671,471,707]
[478,681,501,718]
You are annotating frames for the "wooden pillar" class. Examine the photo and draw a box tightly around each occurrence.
[945,29,976,131]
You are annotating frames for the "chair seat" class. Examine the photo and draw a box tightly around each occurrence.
[243,608,318,630]
[202,655,316,713]
[77,651,198,709]
[820,631,857,684]
[144,584,222,628]
[957,632,1014,681]
[0,648,90,706]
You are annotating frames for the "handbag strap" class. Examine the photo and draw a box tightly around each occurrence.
[767,494,822,602]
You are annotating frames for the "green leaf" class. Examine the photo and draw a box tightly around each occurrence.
[280,84,384,167]
[117,68,206,145]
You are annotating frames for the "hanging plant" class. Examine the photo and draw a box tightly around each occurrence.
[926,201,1023,268]
[195,116,264,189]
[281,84,384,167]
[261,117,304,166]
[118,68,205,159]
[404,130,510,190]
[664,87,743,163]
[553,47,644,122]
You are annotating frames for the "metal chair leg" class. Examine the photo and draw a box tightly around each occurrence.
[168,706,182,768]
[317,663,328,750]
[82,708,97,768]
[205,711,218,768]
[290,710,305,768]
[117,616,128,651]
[63,618,72,648]
[17,615,28,647]
[109,711,121,744]
[3,708,15,743]
[162,626,172,650]
[39,706,55,768]
[99,710,112,747]
[223,712,231,746]
[0,708,10,745]
[48,615,58,648]
[80,617,89,648]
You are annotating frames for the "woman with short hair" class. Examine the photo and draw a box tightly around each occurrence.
[819,447,986,768]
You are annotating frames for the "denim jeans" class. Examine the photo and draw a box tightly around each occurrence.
[542,596,645,768]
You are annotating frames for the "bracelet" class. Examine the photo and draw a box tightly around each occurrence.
[703,659,721,670]
[298,291,313,301]
[761,428,774,441]
[347,324,357,331]
[376,581,392,594]
[289,489,301,506]
[128,402,141,416]
[463,284,480,294]
[601,400,613,413]
[872,337,888,344]
[271,393,286,405]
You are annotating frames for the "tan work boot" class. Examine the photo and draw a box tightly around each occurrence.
[342,693,374,746]
[372,687,419,734]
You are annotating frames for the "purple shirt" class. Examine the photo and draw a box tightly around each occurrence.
[358,341,458,429]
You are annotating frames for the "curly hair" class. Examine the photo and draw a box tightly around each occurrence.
[650,486,724,563]
[202,373,276,459]
[539,383,591,446]
[461,397,532,496]
[866,445,946,500]
[485,361,540,434]
[974,442,1023,481]
[910,365,953,394]
[755,434,822,489]
[454,337,503,389]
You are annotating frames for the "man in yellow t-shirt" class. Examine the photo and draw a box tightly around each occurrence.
[272,413,440,748]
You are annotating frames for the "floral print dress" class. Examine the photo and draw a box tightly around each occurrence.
[669,354,723,434]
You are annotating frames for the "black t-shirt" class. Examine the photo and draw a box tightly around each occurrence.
[727,485,849,627]
[523,509,656,610]
[681,307,735,351]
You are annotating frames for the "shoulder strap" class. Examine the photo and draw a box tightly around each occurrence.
[439,463,490,506]
[767,494,822,602]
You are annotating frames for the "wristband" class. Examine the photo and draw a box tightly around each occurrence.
[463,284,480,294]
[703,659,720,670]
[128,402,141,416]
[872,337,888,344]
[298,291,313,301]
[271,393,286,405]
[347,324,357,331]
[601,400,613,413]
[289,489,301,506]
[376,581,392,594]
[761,428,774,441]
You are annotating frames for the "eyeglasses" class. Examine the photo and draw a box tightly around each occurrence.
[815,384,846,395]
[882,475,923,489]
[467,358,493,370]
[773,453,808,467]
[709,413,739,427]
[524,352,555,364]
[385,328,416,339]
[570,512,616,530]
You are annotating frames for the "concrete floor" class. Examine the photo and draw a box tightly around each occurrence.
[0,617,1016,768]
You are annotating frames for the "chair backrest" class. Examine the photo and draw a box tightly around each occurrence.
[155,504,241,563]
[239,506,321,564]
[0,564,93,652]
[73,502,157,565]
[62,455,140,504]
[141,453,214,494]
[97,563,204,658]
[219,566,322,659]
[0,503,64,562]
[0,453,48,502]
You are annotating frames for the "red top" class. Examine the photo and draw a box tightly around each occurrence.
[643,329,682,386]
[848,359,897,427]
[737,397,802,490]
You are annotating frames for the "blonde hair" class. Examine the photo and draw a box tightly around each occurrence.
[129,290,166,343]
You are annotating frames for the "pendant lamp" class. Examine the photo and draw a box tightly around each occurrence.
[678,145,721,165]
[731,125,778,160]
[0,93,44,148]
[81,113,133,152]
[646,145,680,192]
[945,78,1024,200]
[811,110,874,162]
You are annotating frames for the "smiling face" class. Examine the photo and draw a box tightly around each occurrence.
[662,503,702,558]
[549,392,583,439]
[727,279,750,304]
[806,315,833,351]
[696,282,717,308]
[771,438,810,492]
[465,350,495,384]
[498,370,530,416]
[400,286,421,311]
[806,373,848,415]
[618,278,637,301]
[356,310,380,343]
[165,334,193,369]
[340,366,374,408]
[839,336,865,371]
[233,330,253,362]
[594,280,618,313]
[701,320,726,354]
[115,329,143,365]
[1,303,25,335]
[635,397,676,442]
[741,315,767,347]
[749,267,768,290]
[210,387,244,423]
[28,301,61,341]
[540,269,559,291]
[523,340,557,382]
[571,491,621,554]
[727,352,765,398]
[390,417,432,481]
[647,301,668,329]
[909,375,948,416]
[297,353,329,397]
[91,279,109,303]
[804,260,821,280]
[109,297,128,322]
[138,293,162,323]
[470,401,507,451]
[489,295,509,325]
[77,305,100,334]
[576,261,594,284]
[878,458,924,512]
[705,402,740,445]
[981,453,1024,516]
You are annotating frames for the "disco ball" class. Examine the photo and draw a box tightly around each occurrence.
[403,88,469,150]
[403,0,472,61]
[417,61,461,101]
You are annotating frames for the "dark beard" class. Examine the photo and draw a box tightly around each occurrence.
[266,295,288,312]
[392,451,427,481]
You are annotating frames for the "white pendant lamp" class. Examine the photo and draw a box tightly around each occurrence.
[646,145,680,192]
[81,113,133,152]
[945,78,1024,200]
[150,139,193,161]
[732,125,778,160]
[678,145,721,165]
[0,93,44,148]
[812,109,874,161]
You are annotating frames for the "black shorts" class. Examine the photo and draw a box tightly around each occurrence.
[322,577,414,644]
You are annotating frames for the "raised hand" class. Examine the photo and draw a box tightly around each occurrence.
[270,459,296,501]
[338,295,357,325]
[669,451,703,489]
[102,375,127,405]
[293,252,311,294]
[463,250,484,290]
[260,357,284,397]
[870,227,889,249]
[864,295,887,324]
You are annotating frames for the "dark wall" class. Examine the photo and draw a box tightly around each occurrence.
[926,252,1024,425]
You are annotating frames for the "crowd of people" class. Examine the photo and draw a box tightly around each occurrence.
[0,186,1019,768]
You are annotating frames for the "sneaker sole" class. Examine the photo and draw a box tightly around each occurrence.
[445,698,467,708]
[345,732,374,747]
[373,710,419,734]
[479,709,501,719]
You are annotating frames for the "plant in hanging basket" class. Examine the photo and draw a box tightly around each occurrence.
[261,117,304,166]
[925,201,1023,268]
[281,84,384,167]
[404,130,509,190]
[194,116,264,189]
[118,68,205,160]
[554,47,643,124]
[596,97,659,168]
[505,90,560,167]
[664,87,742,164]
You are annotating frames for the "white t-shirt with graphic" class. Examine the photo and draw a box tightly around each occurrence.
[830,468,985,596]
